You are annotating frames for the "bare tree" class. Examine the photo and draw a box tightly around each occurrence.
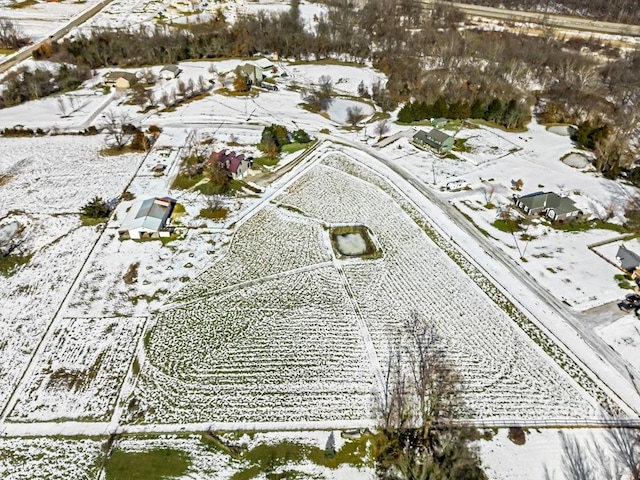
[374,119,390,139]
[100,110,133,149]
[606,427,640,480]
[0,19,27,49]
[482,182,495,204]
[375,312,484,480]
[346,106,366,127]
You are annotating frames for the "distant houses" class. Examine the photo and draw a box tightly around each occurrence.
[208,150,254,180]
[513,191,581,222]
[103,71,138,90]
[118,197,176,239]
[412,128,455,153]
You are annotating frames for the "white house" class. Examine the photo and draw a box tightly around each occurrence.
[118,197,176,239]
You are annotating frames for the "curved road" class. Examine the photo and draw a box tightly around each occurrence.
[322,133,640,416]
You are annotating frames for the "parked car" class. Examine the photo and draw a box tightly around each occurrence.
[625,293,640,304]
[618,300,640,312]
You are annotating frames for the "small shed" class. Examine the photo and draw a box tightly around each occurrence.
[412,128,455,153]
[160,64,181,80]
[118,197,176,239]
[104,71,138,90]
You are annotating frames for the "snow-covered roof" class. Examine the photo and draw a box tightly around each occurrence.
[252,58,274,70]
[118,197,175,233]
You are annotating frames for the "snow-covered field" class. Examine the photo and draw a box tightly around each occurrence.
[8,316,145,422]
[128,151,609,425]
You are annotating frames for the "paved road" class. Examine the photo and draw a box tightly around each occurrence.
[0,0,115,76]
[424,1,640,37]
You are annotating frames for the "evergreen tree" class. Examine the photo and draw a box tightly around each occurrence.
[470,98,485,119]
[484,98,503,123]
[81,196,110,219]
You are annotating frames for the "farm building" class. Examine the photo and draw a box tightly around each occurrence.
[103,71,138,90]
[118,197,176,239]
[412,128,455,153]
[160,64,181,80]
[513,192,581,221]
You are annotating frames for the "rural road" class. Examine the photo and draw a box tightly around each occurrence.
[0,0,115,76]
[322,134,640,416]
[425,1,640,37]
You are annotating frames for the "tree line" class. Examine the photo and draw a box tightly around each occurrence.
[5,0,640,177]
[398,97,526,129]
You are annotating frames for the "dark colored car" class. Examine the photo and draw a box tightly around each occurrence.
[625,293,640,304]
[618,300,639,312]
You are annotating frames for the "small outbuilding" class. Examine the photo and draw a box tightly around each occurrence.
[160,64,181,80]
[118,197,176,239]
[412,128,455,153]
[513,191,581,221]
[616,245,640,274]
[103,71,138,90]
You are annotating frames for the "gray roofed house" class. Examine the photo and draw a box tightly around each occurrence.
[513,191,581,221]
[160,64,181,80]
[412,128,455,153]
[118,197,176,239]
[616,245,640,274]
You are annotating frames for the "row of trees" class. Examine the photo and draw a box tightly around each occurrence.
[258,124,310,158]
[398,97,526,129]
[0,64,91,109]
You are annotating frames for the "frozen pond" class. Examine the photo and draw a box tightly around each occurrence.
[325,98,374,124]
[336,232,367,256]
[562,153,589,168]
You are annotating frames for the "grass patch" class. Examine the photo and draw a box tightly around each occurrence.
[454,137,470,152]
[100,145,146,156]
[104,449,190,480]
[214,87,258,97]
[80,215,108,226]
[0,253,32,276]
[492,219,522,233]
[614,274,635,290]
[172,173,205,190]
[10,0,38,7]
[253,156,279,167]
[199,207,229,219]
[281,142,310,153]
[231,435,372,480]
[550,219,629,233]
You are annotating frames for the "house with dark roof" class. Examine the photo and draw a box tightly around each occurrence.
[616,245,640,274]
[412,128,455,153]
[513,191,581,221]
[160,64,181,80]
[208,150,254,179]
[118,197,176,239]
[103,71,138,90]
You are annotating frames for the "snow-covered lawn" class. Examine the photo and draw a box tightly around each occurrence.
[597,316,640,373]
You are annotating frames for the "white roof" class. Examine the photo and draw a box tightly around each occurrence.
[252,58,274,70]
[119,197,174,232]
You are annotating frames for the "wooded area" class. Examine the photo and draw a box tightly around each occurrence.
[7,0,640,177]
